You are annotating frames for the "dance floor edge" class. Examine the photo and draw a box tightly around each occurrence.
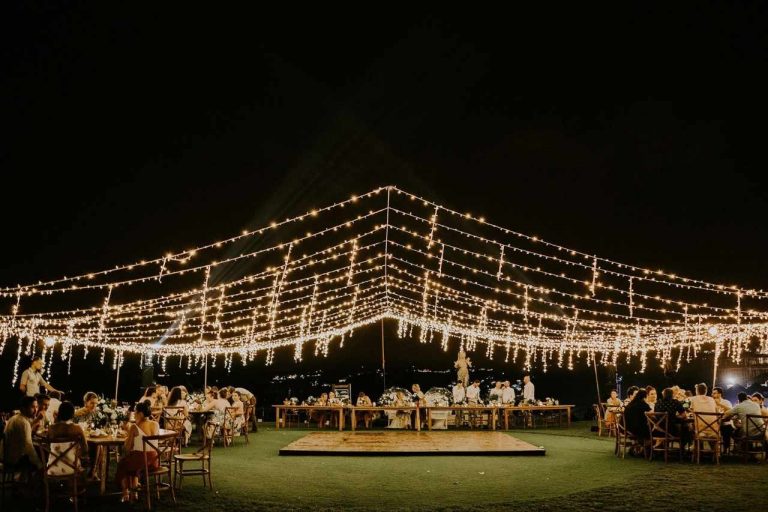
[279,431,546,456]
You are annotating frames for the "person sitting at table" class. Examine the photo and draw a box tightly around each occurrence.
[32,393,53,434]
[0,396,43,480]
[310,392,330,428]
[356,392,374,429]
[155,385,169,408]
[605,389,622,427]
[115,400,160,503]
[712,387,734,452]
[689,383,717,414]
[645,386,657,412]
[139,386,158,408]
[47,401,89,476]
[623,389,651,449]
[653,387,690,446]
[386,391,411,429]
[623,386,639,406]
[47,390,63,424]
[167,386,192,445]
[723,392,764,440]
[750,393,768,417]
[230,391,246,433]
[670,385,687,402]
[201,389,231,426]
[74,392,100,426]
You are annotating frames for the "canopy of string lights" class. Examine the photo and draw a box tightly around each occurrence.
[2,186,767,384]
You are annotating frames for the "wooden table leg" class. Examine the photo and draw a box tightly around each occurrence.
[275,408,280,430]
[338,409,343,431]
[351,409,356,431]
[567,407,571,427]
[427,409,432,431]
[492,409,496,430]
[99,446,107,496]
[504,409,509,430]
[416,408,420,431]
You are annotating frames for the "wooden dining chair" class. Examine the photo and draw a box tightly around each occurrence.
[645,412,684,462]
[36,435,86,512]
[614,412,641,458]
[692,412,722,464]
[174,421,216,491]
[737,415,768,463]
[139,431,178,510]
[241,404,254,444]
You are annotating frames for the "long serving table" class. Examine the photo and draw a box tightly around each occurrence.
[501,405,574,429]
[271,404,573,431]
[273,405,346,431]
[349,406,420,431]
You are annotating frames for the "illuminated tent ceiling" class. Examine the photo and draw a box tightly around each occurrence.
[2,186,767,381]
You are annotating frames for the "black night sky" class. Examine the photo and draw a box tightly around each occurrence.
[2,5,768,413]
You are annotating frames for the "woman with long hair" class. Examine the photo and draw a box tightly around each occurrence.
[115,401,160,503]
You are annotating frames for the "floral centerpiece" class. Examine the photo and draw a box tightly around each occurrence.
[187,392,206,410]
[543,397,560,406]
[378,387,413,406]
[94,398,129,427]
[305,395,317,405]
[424,387,452,407]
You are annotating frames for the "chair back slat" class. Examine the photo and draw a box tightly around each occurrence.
[645,411,675,439]
[745,414,767,439]
[37,435,83,477]
[693,412,722,439]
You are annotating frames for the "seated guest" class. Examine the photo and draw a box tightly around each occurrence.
[712,386,734,451]
[670,385,687,402]
[501,381,515,405]
[115,401,160,503]
[654,387,690,445]
[623,386,639,406]
[74,392,100,425]
[0,396,43,476]
[230,391,246,432]
[605,389,622,426]
[689,383,717,413]
[623,389,651,441]
[466,380,481,403]
[723,392,764,439]
[356,392,374,428]
[489,382,503,402]
[167,386,192,445]
[201,389,231,425]
[155,385,169,407]
[32,393,53,434]
[750,393,768,417]
[645,386,657,412]
[452,381,466,404]
[139,386,157,406]
[235,387,256,406]
[310,392,329,428]
[47,401,89,476]
[411,384,425,404]
[47,390,63,424]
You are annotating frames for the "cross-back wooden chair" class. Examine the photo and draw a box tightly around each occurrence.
[163,407,188,449]
[149,406,164,423]
[241,405,254,444]
[36,435,86,512]
[692,412,722,464]
[614,412,641,458]
[215,407,237,447]
[139,431,178,510]
[174,420,216,491]
[737,415,768,463]
[594,404,608,436]
[645,412,684,462]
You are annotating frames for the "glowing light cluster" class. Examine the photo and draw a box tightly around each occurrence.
[1,186,766,381]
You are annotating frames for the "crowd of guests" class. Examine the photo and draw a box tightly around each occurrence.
[608,382,767,457]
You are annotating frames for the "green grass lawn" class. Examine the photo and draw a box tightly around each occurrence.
[27,422,768,511]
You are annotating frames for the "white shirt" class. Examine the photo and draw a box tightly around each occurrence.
[489,388,503,400]
[452,385,465,403]
[466,385,480,402]
[502,387,516,404]
[46,397,62,424]
[689,395,717,414]
[523,382,535,401]
[21,368,48,397]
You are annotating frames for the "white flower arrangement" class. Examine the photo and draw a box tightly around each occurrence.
[424,387,452,407]
[378,387,413,406]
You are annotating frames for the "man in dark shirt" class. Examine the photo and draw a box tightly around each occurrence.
[653,388,690,445]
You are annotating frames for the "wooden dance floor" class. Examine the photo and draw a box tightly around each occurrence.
[279,431,546,456]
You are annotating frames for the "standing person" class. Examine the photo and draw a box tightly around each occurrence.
[489,382,503,402]
[452,381,466,404]
[466,380,481,403]
[20,356,61,397]
[523,375,535,402]
[501,381,516,405]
